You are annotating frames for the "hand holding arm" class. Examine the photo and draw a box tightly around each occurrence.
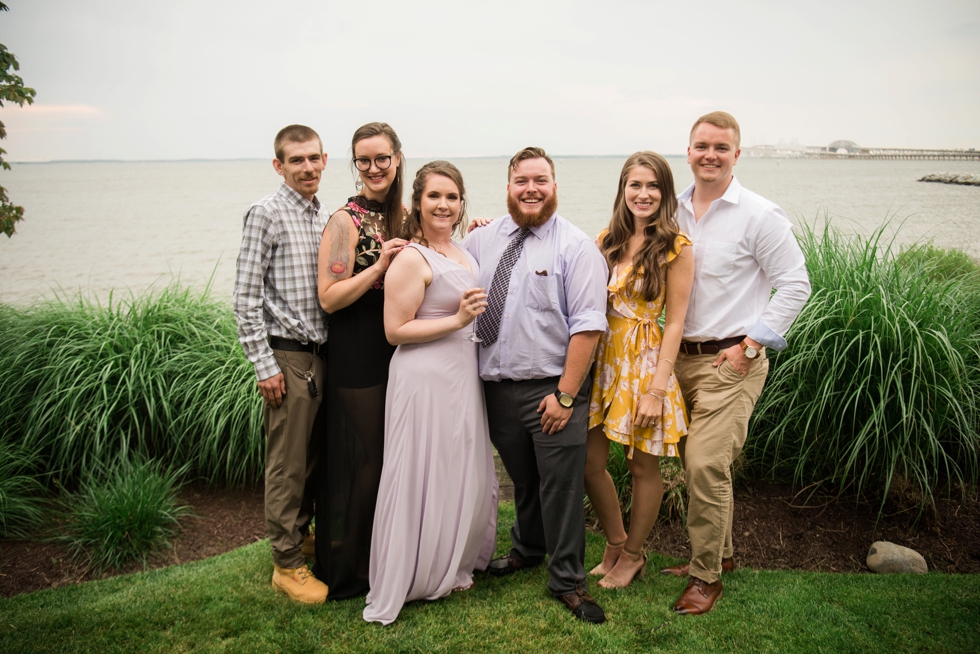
[318,211,408,313]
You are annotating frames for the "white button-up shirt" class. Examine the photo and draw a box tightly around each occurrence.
[676,177,811,350]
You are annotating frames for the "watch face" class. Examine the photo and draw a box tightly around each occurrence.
[745,346,758,359]
[556,391,574,408]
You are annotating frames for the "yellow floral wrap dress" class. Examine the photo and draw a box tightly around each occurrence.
[588,231,691,458]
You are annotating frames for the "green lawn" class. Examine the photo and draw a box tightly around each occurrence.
[1,504,978,654]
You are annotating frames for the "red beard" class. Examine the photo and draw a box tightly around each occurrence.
[507,191,558,229]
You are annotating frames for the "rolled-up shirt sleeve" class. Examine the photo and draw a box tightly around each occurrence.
[233,206,281,381]
[564,239,609,335]
[747,208,811,351]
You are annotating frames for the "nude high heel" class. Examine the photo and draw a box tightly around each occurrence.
[597,547,647,589]
[589,538,626,576]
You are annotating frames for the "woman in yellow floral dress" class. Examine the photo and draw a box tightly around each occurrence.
[585,151,694,589]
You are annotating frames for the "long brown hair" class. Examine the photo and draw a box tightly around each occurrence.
[599,152,681,302]
[351,121,405,238]
[400,160,468,246]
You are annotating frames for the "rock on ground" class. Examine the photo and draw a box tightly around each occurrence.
[867,540,928,574]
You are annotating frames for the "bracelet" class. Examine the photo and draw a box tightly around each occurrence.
[660,358,674,365]
[648,391,666,400]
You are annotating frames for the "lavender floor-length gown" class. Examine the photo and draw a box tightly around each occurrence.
[363,242,498,625]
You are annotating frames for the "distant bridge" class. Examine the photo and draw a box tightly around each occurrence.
[804,141,980,161]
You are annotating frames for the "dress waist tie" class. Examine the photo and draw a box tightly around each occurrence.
[623,316,660,460]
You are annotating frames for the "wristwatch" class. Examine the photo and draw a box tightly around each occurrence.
[554,390,575,408]
[740,340,759,359]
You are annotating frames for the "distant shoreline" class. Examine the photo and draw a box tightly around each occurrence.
[8,154,692,165]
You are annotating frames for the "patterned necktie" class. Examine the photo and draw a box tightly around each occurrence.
[476,228,531,346]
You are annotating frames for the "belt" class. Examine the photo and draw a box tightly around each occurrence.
[679,336,744,355]
[269,336,322,355]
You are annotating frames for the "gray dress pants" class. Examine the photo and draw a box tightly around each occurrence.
[483,376,591,596]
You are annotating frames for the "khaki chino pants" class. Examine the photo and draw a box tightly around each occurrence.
[675,351,768,584]
[265,348,325,569]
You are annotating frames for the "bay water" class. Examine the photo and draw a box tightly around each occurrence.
[1,156,978,305]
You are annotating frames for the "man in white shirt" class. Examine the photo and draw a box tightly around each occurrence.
[660,112,811,615]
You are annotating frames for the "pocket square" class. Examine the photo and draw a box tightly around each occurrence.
[535,270,549,276]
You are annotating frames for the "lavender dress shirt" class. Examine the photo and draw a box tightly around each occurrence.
[463,213,608,382]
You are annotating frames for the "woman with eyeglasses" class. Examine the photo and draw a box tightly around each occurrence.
[313,122,409,599]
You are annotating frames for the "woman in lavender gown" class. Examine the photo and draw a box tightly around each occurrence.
[363,161,498,625]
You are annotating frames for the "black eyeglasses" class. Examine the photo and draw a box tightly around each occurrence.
[353,154,394,171]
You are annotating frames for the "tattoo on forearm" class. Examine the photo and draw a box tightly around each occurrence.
[328,218,350,280]
[560,341,600,391]
[576,343,599,387]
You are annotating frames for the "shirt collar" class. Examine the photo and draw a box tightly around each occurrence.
[279,182,321,216]
[720,176,742,204]
[678,177,742,206]
[502,212,558,239]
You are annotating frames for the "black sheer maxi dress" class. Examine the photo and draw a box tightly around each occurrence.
[312,196,396,599]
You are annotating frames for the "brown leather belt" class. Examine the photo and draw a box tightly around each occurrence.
[270,336,322,355]
[679,336,744,355]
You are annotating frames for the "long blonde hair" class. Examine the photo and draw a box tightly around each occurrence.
[598,152,681,302]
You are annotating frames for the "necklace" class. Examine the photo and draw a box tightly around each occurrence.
[348,195,385,214]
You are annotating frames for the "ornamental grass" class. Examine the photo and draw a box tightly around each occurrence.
[0,445,46,538]
[59,456,190,573]
[746,222,980,511]
[0,282,264,488]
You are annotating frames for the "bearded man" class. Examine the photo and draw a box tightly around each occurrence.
[463,147,609,624]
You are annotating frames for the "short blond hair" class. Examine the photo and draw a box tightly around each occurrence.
[689,111,740,149]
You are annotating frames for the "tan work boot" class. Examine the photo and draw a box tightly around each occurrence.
[272,564,328,604]
[302,533,316,559]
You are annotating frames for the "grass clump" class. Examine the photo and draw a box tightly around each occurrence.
[748,222,980,511]
[585,444,687,529]
[0,445,46,538]
[60,456,190,573]
[0,282,264,487]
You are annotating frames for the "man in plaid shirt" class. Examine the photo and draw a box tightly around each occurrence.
[233,124,330,603]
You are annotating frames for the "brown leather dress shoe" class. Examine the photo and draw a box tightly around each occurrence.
[660,556,734,578]
[557,584,606,624]
[672,576,723,615]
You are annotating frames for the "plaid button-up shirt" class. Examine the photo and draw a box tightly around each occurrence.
[233,182,329,381]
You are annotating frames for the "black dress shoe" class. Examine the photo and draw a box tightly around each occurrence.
[557,584,606,624]
[486,554,540,577]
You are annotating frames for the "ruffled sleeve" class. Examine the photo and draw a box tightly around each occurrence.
[667,232,692,264]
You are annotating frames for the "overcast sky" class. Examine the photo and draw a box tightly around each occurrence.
[1,0,978,161]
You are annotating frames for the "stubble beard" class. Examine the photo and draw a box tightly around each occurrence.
[507,191,558,229]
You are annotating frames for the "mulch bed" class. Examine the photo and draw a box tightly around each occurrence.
[2,480,977,598]
[643,480,980,575]
[0,483,266,598]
